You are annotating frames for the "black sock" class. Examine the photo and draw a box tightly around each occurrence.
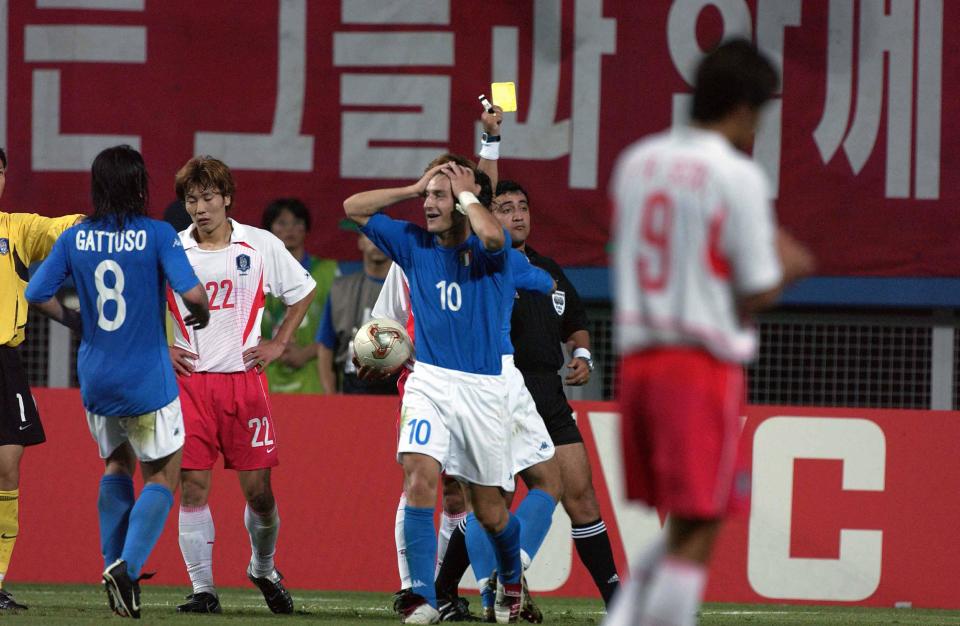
[435,521,471,598]
[572,518,620,606]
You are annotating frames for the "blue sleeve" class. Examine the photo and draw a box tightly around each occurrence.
[359,213,417,267]
[25,231,71,303]
[509,249,553,294]
[156,221,200,294]
[315,297,337,349]
[472,227,510,270]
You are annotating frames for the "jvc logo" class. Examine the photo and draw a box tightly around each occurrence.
[748,417,885,601]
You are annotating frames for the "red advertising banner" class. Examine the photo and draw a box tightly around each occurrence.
[2,1,955,275]
[709,405,960,608]
[16,391,960,609]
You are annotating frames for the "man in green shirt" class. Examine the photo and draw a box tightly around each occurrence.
[260,199,338,393]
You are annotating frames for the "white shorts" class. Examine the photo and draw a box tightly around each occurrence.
[503,356,555,476]
[398,360,513,490]
[86,397,185,462]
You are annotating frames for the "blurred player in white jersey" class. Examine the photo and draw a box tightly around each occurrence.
[166,157,316,615]
[605,40,814,626]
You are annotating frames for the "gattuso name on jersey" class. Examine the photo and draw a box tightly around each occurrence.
[75,229,147,253]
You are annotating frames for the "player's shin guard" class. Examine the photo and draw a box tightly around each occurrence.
[514,488,556,569]
[98,475,135,567]
[244,504,280,578]
[0,490,18,588]
[490,514,522,585]
[572,518,619,605]
[395,492,412,589]
[121,483,174,579]
[179,504,216,594]
[435,519,470,597]
[403,506,438,608]
[464,513,497,607]
[436,510,466,574]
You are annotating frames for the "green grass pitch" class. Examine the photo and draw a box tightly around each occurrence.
[4,584,960,624]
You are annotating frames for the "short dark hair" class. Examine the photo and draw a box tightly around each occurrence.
[424,153,493,208]
[175,156,236,206]
[691,39,778,123]
[90,145,149,229]
[495,180,530,202]
[262,198,311,231]
[0,148,7,168]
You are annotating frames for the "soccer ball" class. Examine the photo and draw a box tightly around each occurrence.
[352,318,413,372]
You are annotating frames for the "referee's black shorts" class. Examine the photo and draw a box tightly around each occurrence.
[0,346,46,446]
[522,371,583,446]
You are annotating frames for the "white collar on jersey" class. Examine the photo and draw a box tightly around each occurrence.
[672,125,732,151]
[180,217,250,250]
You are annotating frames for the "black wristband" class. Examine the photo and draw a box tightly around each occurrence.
[481,133,501,143]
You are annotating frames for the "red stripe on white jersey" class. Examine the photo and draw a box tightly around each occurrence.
[242,273,265,345]
[166,286,190,346]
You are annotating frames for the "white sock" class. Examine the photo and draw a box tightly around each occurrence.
[639,556,707,626]
[244,504,280,577]
[603,535,667,626]
[436,510,466,576]
[179,505,216,595]
[396,492,412,589]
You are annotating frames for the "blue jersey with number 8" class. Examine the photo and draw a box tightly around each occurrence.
[26,216,199,416]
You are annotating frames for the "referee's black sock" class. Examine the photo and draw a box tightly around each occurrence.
[572,518,620,606]
[435,520,471,598]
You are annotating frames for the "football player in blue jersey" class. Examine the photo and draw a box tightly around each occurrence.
[26,145,209,619]
[345,154,557,624]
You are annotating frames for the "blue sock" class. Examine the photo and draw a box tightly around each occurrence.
[120,483,173,579]
[98,474,135,567]
[491,513,522,584]
[464,513,498,608]
[515,489,557,566]
[404,506,437,608]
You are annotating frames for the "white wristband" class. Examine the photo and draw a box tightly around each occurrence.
[456,191,480,214]
[479,140,500,161]
[573,347,591,360]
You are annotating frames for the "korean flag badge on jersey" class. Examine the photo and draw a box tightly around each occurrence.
[552,290,566,316]
[236,253,251,275]
[0,238,8,255]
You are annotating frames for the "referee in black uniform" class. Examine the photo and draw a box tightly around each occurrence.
[491,180,620,606]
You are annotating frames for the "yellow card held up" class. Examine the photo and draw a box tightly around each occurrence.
[491,82,517,112]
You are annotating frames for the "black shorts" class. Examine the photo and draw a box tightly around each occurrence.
[522,371,583,446]
[0,346,46,446]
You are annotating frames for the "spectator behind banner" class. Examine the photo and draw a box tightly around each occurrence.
[162,199,193,232]
[315,221,397,395]
[260,198,340,394]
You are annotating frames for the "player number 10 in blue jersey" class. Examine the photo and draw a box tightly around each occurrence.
[435,280,462,312]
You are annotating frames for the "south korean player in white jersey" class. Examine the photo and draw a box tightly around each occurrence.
[166,156,316,615]
[605,40,814,626]
[344,152,555,624]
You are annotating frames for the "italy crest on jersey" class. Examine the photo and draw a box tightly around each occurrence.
[236,253,251,274]
[0,238,7,255]
[552,290,566,315]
